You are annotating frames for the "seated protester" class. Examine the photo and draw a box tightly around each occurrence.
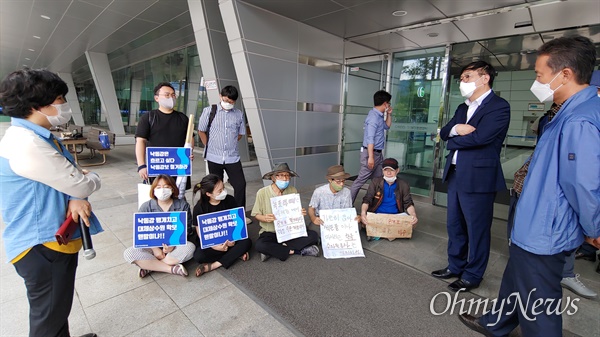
[360,158,418,241]
[251,163,319,262]
[308,165,357,226]
[124,174,195,277]
[192,174,252,277]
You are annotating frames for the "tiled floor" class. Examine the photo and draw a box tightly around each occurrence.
[1,144,598,337]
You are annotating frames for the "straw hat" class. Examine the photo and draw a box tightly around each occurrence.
[325,165,350,180]
[262,162,299,180]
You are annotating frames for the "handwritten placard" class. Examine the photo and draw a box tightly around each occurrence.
[133,211,187,248]
[366,212,413,239]
[197,207,248,249]
[320,208,365,259]
[270,193,307,243]
[146,147,192,177]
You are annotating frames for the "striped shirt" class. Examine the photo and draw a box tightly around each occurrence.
[198,104,245,164]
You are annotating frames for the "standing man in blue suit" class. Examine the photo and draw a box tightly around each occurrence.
[431,61,510,292]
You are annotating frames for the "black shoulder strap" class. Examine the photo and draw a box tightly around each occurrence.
[149,110,157,129]
[203,104,218,158]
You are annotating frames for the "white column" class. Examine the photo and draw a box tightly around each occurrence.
[130,79,142,126]
[58,72,84,126]
[85,51,125,135]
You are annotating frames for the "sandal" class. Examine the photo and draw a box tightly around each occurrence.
[170,264,188,277]
[195,263,213,277]
[138,268,151,278]
[240,252,250,262]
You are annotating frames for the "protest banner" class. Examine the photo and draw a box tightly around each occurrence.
[133,211,187,248]
[366,212,413,239]
[146,146,192,177]
[320,208,364,259]
[270,193,307,243]
[196,207,248,249]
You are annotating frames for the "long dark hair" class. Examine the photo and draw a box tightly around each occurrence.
[193,174,222,205]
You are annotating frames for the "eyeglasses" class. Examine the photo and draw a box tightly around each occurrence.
[276,173,291,180]
[157,92,176,98]
[331,179,345,184]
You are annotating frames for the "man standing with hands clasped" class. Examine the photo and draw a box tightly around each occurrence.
[350,90,393,204]
[198,85,249,223]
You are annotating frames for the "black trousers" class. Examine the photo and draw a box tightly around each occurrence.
[479,244,568,337]
[193,238,252,268]
[255,231,319,261]
[207,160,246,209]
[13,245,78,337]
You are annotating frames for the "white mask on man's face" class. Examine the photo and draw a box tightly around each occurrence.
[158,97,175,109]
[530,72,563,103]
[38,103,73,126]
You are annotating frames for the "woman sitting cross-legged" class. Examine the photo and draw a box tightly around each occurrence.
[192,174,252,277]
[123,174,196,278]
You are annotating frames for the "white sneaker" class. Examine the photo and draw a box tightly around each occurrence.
[561,274,597,299]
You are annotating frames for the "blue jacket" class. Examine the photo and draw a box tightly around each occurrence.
[440,91,511,193]
[512,86,600,255]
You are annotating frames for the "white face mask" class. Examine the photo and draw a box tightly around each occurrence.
[383,176,397,183]
[158,97,175,110]
[221,100,234,110]
[459,77,483,99]
[530,72,563,103]
[154,187,173,201]
[213,189,227,200]
[38,103,73,126]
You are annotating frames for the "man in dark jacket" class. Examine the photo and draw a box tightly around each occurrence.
[360,158,418,241]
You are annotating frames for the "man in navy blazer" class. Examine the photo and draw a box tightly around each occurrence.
[431,61,510,292]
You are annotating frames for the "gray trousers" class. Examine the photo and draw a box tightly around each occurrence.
[350,149,383,203]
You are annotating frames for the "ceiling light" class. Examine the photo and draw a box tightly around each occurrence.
[40,15,50,19]
[427,32,439,37]
[392,10,407,17]
[28,49,35,52]
[25,58,30,60]
[33,36,41,39]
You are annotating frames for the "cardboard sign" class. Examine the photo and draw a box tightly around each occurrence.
[270,193,307,243]
[319,208,365,259]
[197,207,248,249]
[366,212,413,239]
[146,147,192,177]
[133,211,187,248]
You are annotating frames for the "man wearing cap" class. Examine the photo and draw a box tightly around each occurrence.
[251,163,320,262]
[350,90,393,204]
[308,165,354,227]
[360,158,418,241]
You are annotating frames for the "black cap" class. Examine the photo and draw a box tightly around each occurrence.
[382,158,399,170]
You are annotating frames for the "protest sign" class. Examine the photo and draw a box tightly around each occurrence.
[320,208,364,259]
[197,207,248,249]
[270,193,307,243]
[366,212,413,239]
[146,147,192,177]
[133,211,187,248]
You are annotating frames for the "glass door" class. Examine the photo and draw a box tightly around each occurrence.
[341,55,388,176]
[388,47,447,197]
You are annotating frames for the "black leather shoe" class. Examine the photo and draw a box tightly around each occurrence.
[431,267,460,279]
[458,314,493,337]
[575,250,597,262]
[448,278,480,292]
[79,334,97,337]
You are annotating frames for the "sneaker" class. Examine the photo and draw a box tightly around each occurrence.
[300,245,320,257]
[561,274,597,299]
[260,253,271,262]
[245,217,253,225]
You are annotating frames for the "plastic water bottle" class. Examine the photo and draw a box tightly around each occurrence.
[99,131,110,149]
